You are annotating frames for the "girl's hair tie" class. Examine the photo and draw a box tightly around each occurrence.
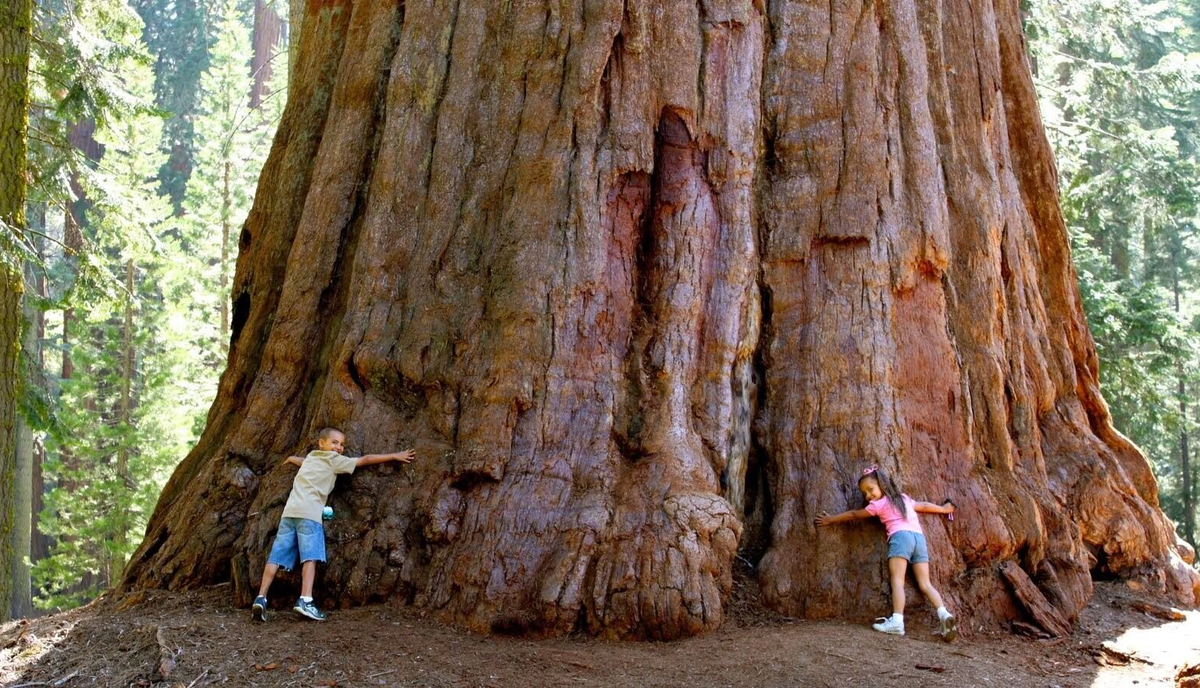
[861,465,879,477]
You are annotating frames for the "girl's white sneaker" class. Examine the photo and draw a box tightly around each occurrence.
[939,613,958,641]
[872,615,905,635]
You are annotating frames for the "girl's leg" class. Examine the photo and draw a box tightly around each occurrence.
[912,562,945,609]
[888,557,909,615]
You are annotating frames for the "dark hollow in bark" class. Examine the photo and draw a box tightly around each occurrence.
[122,0,1200,639]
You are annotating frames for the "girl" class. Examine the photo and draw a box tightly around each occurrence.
[814,465,957,640]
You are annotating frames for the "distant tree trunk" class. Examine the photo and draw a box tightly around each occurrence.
[123,0,1200,639]
[1,0,32,625]
[110,259,137,585]
[249,0,282,109]
[56,136,94,598]
[1173,249,1195,547]
[60,213,81,383]
[219,161,231,349]
[30,230,49,567]
[11,259,39,618]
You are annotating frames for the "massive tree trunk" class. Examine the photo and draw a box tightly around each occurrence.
[123,0,1200,639]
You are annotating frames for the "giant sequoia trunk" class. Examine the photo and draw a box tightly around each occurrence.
[123,0,1200,639]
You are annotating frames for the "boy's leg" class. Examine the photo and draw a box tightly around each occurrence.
[258,563,280,598]
[257,518,300,615]
[291,519,327,620]
[300,560,316,599]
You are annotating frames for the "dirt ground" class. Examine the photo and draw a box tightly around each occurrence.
[3,574,1197,688]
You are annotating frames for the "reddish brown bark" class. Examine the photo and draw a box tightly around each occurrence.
[122,0,1199,639]
[249,0,282,110]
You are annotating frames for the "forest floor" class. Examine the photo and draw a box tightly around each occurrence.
[2,570,1198,688]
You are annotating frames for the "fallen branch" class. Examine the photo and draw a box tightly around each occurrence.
[1094,642,1152,667]
[11,670,83,688]
[155,626,177,680]
[186,668,210,688]
[1128,600,1186,621]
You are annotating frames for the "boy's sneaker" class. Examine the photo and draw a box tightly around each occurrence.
[939,612,958,642]
[251,596,268,622]
[872,615,905,636]
[293,598,327,621]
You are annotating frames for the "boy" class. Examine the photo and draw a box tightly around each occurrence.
[251,426,414,622]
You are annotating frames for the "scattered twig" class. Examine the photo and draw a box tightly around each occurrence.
[187,668,211,688]
[52,670,80,686]
[365,668,399,679]
[564,661,593,671]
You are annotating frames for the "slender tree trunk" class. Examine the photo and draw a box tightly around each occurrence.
[10,258,39,618]
[13,377,32,620]
[61,119,101,386]
[30,229,48,567]
[1173,250,1195,546]
[110,259,136,585]
[123,0,1200,638]
[1,0,32,625]
[220,161,231,351]
[56,170,91,597]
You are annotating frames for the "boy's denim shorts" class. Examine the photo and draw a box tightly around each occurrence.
[267,517,326,570]
[887,530,929,564]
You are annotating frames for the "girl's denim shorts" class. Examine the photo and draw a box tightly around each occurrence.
[887,530,929,563]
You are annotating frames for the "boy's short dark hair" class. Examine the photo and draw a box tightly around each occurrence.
[317,427,343,440]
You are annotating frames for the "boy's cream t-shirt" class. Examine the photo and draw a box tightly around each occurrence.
[281,450,358,522]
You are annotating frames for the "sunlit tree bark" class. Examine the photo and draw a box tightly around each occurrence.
[124,0,1199,639]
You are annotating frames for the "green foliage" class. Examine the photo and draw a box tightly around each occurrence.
[1027,0,1200,545]
[22,0,285,610]
[178,0,269,361]
[130,0,210,211]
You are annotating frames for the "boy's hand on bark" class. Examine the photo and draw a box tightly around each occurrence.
[814,511,833,527]
[393,449,415,464]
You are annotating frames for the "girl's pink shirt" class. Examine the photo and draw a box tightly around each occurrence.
[865,495,923,537]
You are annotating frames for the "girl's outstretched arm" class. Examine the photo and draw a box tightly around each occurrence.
[814,509,872,527]
[914,501,954,515]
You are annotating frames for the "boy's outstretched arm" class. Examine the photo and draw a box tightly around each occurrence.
[284,455,305,467]
[356,449,416,467]
[814,509,872,527]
